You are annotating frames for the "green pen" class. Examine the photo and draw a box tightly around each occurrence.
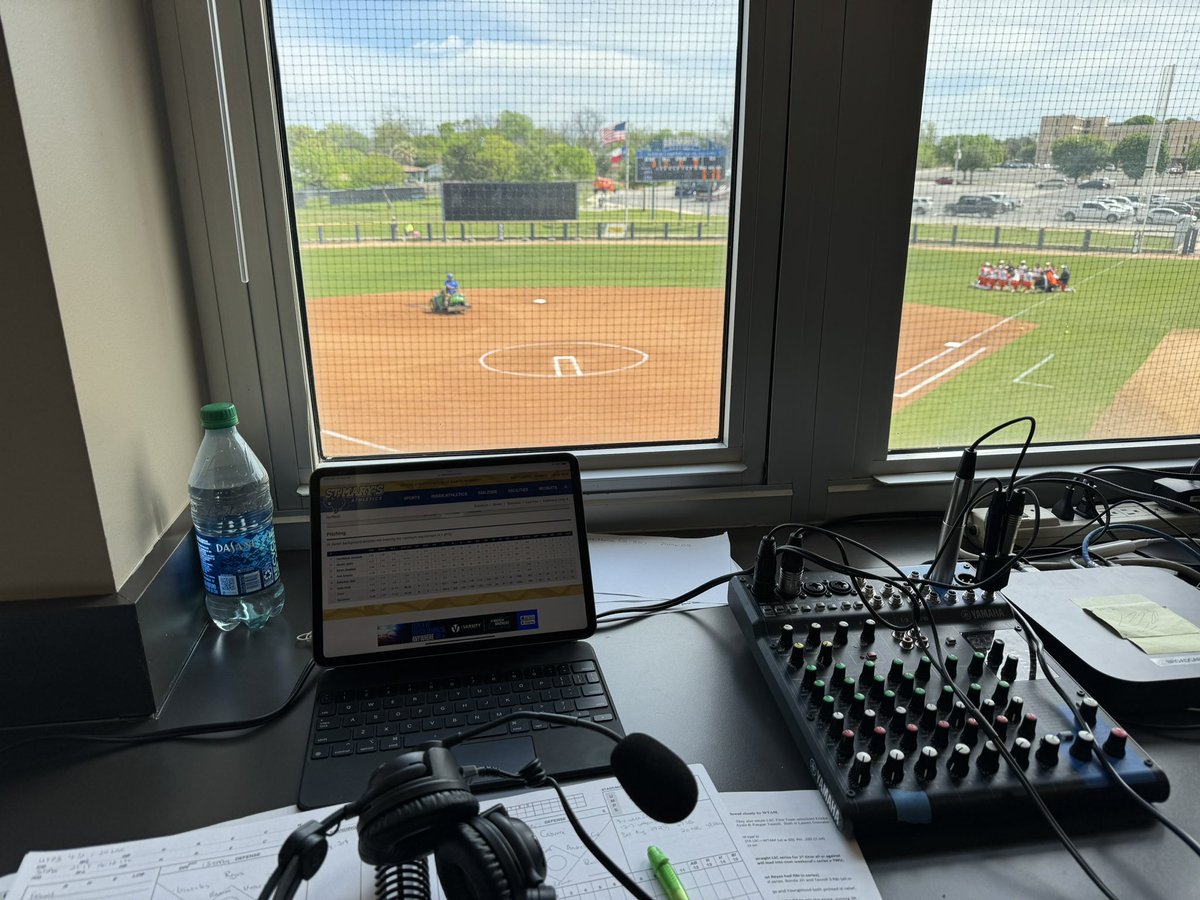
[647,845,690,900]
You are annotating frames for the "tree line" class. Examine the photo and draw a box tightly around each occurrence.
[917,115,1196,185]
[287,111,731,190]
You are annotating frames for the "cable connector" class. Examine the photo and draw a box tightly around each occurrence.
[751,535,777,599]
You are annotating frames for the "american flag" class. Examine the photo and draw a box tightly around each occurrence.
[601,121,627,145]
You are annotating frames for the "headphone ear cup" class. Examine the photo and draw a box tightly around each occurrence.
[356,746,479,866]
[434,806,552,900]
[434,819,512,900]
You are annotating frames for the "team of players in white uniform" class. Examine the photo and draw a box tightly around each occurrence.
[973,259,1073,293]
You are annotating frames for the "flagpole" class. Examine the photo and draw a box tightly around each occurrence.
[625,122,630,229]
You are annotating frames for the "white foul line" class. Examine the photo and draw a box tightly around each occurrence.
[894,347,989,398]
[320,429,402,453]
[896,298,1048,380]
[1014,353,1055,388]
[553,355,583,377]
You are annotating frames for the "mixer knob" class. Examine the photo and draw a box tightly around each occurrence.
[1078,697,1099,728]
[833,621,850,646]
[836,728,856,761]
[839,676,858,700]
[931,720,952,750]
[860,619,877,644]
[911,687,927,710]
[806,622,823,648]
[1036,734,1061,767]
[986,638,1005,668]
[1102,727,1128,759]
[848,751,873,789]
[914,746,939,781]
[1001,654,1020,683]
[858,708,877,736]
[966,682,982,707]
[915,655,933,681]
[944,654,959,679]
[899,672,915,698]
[890,707,910,735]
[949,701,968,728]
[788,642,807,668]
[868,726,888,757]
[818,695,836,721]
[960,717,979,748]
[850,693,866,719]
[900,723,920,755]
[947,743,972,779]
[977,740,1001,776]
[816,641,834,667]
[778,623,794,649]
[1071,730,1096,762]
[800,665,818,692]
[809,680,827,703]
[978,699,997,726]
[882,749,907,785]
[1017,713,1038,743]
[992,715,1010,742]
[990,680,1010,708]
[937,685,955,712]
[1004,696,1024,722]
[968,651,985,677]
[827,710,846,739]
[870,674,886,699]
[1011,737,1032,769]
[879,690,897,717]
[859,659,877,687]
[918,703,938,731]
[888,658,905,683]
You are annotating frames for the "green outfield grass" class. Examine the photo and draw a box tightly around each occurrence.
[298,241,729,297]
[893,249,1200,449]
[911,222,1178,254]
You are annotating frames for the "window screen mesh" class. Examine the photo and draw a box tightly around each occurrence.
[895,0,1200,451]
[271,0,738,458]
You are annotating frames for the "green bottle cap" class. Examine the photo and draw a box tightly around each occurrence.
[201,402,239,429]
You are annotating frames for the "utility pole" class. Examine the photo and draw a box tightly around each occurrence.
[1134,65,1176,253]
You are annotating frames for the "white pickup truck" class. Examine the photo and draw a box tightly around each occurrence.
[1058,201,1131,223]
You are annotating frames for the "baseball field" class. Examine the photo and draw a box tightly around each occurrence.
[297,233,1200,457]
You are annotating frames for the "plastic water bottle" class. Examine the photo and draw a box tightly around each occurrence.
[187,402,285,631]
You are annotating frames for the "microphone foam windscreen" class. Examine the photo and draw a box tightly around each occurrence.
[610,732,698,823]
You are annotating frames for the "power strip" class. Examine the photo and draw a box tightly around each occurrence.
[964,501,1200,549]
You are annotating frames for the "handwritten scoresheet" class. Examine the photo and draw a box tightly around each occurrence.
[7,765,773,899]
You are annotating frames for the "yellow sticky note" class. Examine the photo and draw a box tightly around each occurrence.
[1073,593,1200,655]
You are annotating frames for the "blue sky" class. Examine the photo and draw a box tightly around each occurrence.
[271,1,1200,140]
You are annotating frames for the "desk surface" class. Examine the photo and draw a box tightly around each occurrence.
[3,528,1199,899]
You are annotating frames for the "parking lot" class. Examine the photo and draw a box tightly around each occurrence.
[911,166,1199,235]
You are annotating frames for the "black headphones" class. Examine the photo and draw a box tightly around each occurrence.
[260,743,554,899]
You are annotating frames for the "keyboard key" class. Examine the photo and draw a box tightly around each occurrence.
[377,723,397,736]
[366,712,385,725]
[310,746,330,760]
[560,686,581,699]
[313,729,349,745]
[317,704,336,717]
[422,717,445,731]
[315,718,339,732]
[585,672,600,684]
[355,739,377,754]
[337,703,357,715]
[594,713,614,723]
[553,700,573,714]
[331,742,353,758]
[532,720,549,731]
[352,726,373,740]
[582,684,605,697]
[575,695,610,711]
[572,660,597,673]
[381,735,402,752]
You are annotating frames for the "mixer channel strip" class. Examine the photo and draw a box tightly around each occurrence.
[728,570,1169,837]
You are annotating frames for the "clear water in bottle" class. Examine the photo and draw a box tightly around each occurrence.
[188,403,285,631]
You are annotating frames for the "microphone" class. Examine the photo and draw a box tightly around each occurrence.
[974,491,1025,590]
[610,732,699,823]
[927,448,976,588]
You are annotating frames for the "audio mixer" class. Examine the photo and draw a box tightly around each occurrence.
[728,569,1170,837]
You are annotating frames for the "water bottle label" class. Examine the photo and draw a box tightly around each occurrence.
[196,525,280,597]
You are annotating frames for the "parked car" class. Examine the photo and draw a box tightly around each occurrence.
[1167,164,1184,175]
[944,195,1000,217]
[912,196,932,215]
[1036,177,1069,189]
[1144,207,1196,225]
[934,176,957,185]
[997,161,1033,169]
[1079,178,1113,189]
[1155,200,1197,216]
[984,192,1021,210]
[1058,201,1130,223]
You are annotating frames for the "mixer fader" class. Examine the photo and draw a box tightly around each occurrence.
[728,569,1169,837]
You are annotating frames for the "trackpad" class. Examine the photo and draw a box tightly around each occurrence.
[453,736,536,778]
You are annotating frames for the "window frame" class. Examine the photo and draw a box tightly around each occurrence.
[154,0,1200,533]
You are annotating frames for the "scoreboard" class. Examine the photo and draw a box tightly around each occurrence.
[635,146,727,182]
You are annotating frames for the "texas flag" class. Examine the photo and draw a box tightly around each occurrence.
[610,146,625,164]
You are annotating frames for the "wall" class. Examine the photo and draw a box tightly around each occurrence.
[0,0,207,594]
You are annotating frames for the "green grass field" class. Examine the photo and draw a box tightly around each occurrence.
[296,230,1200,449]
[894,250,1200,448]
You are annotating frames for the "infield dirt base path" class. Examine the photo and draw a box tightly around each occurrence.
[307,287,725,455]
[1089,329,1200,438]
